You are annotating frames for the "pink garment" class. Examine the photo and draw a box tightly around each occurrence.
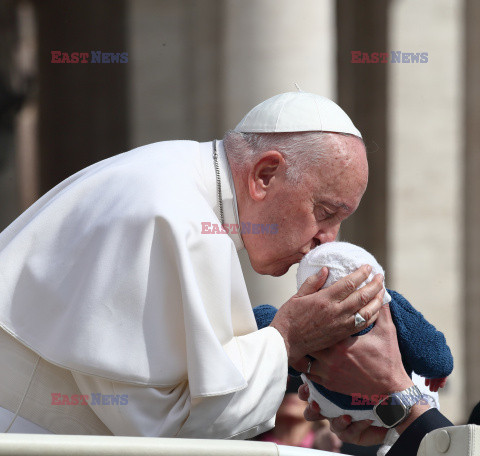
[258,429,316,448]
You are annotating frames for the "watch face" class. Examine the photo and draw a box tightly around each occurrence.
[374,396,407,428]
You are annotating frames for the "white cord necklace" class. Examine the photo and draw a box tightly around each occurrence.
[212,140,225,226]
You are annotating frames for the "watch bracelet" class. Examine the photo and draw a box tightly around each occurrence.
[392,385,423,408]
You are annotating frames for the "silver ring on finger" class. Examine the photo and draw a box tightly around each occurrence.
[306,359,312,374]
[354,311,366,328]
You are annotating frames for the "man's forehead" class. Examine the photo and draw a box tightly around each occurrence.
[320,137,368,181]
[324,135,367,162]
[301,135,368,207]
[311,161,368,212]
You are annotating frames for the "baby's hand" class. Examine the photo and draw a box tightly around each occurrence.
[425,377,447,392]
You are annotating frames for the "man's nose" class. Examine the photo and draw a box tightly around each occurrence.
[315,223,341,245]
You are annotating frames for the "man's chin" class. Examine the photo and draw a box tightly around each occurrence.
[253,262,292,277]
[270,265,292,277]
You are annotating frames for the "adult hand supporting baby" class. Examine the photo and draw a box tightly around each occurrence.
[299,383,389,446]
[270,264,384,372]
[298,304,431,446]
[305,303,412,395]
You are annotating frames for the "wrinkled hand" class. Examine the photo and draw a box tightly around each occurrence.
[299,383,327,421]
[299,383,387,446]
[297,306,429,446]
[270,265,384,368]
[305,304,413,395]
[329,416,387,446]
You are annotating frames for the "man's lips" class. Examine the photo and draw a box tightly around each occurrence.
[299,240,320,257]
[271,246,317,275]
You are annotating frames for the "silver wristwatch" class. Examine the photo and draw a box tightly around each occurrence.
[373,385,424,428]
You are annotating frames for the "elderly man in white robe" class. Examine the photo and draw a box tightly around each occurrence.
[0,92,413,439]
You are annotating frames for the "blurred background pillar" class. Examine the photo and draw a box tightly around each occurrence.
[389,0,463,421]
[35,0,128,195]
[464,0,480,414]
[0,1,20,229]
[222,0,335,307]
[0,0,36,226]
[336,0,389,267]
[128,0,224,146]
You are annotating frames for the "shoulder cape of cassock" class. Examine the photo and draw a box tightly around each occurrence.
[0,140,257,398]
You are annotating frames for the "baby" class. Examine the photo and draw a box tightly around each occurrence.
[254,242,453,452]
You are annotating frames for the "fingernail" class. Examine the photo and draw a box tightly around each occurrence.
[365,265,372,273]
[312,401,320,411]
[305,385,310,395]
[317,267,327,277]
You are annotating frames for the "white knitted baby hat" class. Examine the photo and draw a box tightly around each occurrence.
[297,242,391,304]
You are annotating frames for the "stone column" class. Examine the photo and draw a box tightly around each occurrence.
[222,0,335,307]
[389,0,463,421]
[464,0,480,416]
[35,0,128,194]
[0,0,36,229]
[128,0,224,145]
[336,0,389,267]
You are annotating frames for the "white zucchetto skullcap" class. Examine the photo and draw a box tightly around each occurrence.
[234,91,362,138]
[297,241,391,305]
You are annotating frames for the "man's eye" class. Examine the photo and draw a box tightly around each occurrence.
[315,208,332,220]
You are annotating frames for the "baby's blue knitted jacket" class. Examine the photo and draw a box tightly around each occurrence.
[253,289,453,412]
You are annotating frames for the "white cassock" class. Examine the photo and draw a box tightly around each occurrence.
[0,140,287,438]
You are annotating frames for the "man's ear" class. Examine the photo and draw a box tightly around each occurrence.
[248,151,285,201]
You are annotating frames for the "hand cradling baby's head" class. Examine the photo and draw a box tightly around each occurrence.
[297,241,391,305]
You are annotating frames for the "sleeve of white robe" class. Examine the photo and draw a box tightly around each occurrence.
[72,327,287,439]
